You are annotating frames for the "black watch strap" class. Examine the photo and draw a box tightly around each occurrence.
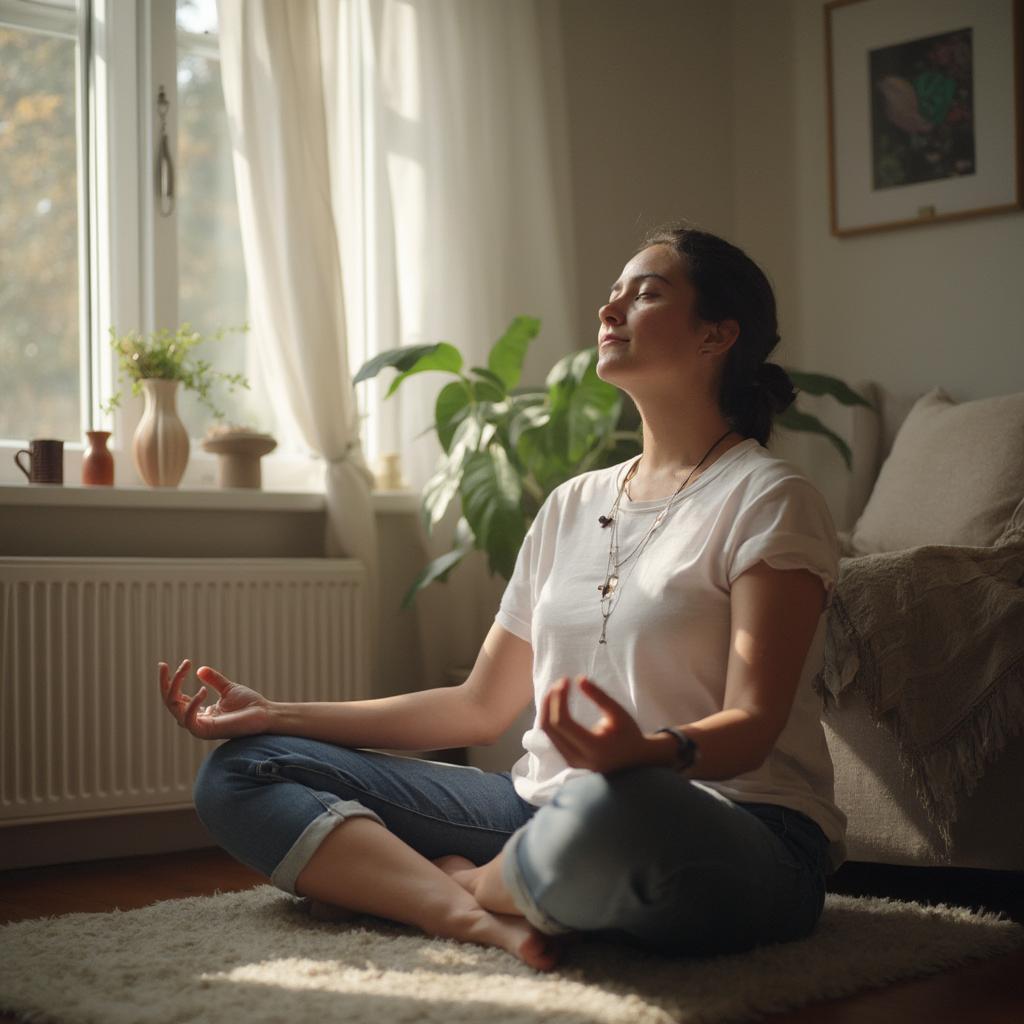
[656,726,699,772]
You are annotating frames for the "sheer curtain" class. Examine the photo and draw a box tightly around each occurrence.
[319,0,577,493]
[217,0,381,687]
[218,0,576,689]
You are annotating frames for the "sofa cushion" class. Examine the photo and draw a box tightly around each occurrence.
[851,387,1024,553]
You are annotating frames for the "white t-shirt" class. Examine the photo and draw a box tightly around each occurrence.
[494,437,848,872]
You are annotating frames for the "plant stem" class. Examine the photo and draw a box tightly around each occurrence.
[521,474,544,506]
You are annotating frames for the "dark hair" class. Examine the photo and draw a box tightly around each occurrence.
[638,224,796,446]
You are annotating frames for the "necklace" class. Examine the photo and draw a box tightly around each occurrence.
[596,429,735,646]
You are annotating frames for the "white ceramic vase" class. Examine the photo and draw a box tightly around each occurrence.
[133,378,190,487]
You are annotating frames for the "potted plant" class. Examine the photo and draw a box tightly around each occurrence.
[354,317,873,609]
[103,323,250,487]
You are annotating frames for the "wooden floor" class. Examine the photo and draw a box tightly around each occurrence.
[1,849,1022,1023]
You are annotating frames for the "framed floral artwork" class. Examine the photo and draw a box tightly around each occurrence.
[825,0,1022,236]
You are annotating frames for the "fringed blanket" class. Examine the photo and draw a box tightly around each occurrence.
[814,532,1024,852]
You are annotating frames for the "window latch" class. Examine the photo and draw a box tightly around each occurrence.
[157,85,175,217]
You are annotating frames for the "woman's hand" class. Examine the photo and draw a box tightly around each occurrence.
[159,659,275,741]
[540,675,660,774]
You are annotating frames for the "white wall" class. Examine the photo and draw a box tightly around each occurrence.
[735,0,1024,518]
[557,0,737,345]
[556,0,1024,522]
[788,0,1024,402]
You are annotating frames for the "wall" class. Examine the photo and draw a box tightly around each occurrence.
[789,0,1024,401]
[732,0,1024,519]
[557,0,737,344]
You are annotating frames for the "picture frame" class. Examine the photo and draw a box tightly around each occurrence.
[825,0,1023,237]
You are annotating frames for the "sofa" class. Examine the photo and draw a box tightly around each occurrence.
[813,381,1024,872]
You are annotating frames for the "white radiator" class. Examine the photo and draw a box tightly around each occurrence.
[0,557,367,827]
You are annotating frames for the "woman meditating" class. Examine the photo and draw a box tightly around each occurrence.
[162,225,846,972]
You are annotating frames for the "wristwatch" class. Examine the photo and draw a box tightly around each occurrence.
[656,726,699,772]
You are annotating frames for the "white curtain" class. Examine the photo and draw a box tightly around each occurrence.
[217,0,381,687]
[319,0,577,493]
[218,0,576,687]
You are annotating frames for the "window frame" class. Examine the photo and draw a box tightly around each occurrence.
[0,0,94,456]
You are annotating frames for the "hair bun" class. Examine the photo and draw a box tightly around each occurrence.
[755,362,797,414]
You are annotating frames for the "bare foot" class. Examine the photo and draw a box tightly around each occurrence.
[458,907,565,972]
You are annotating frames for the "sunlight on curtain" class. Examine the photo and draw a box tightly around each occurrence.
[327,0,577,494]
[380,0,419,121]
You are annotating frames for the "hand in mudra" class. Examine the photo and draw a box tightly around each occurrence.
[159,659,273,741]
[540,675,653,774]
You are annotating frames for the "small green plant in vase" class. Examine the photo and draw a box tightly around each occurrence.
[103,323,250,418]
[103,323,250,487]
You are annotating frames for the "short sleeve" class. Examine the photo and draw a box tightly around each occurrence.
[725,477,840,609]
[493,493,553,643]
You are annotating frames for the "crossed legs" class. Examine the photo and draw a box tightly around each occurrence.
[293,816,560,970]
[194,737,827,968]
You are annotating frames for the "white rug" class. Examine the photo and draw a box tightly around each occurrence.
[0,886,1021,1024]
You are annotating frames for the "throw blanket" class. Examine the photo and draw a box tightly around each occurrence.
[814,530,1024,852]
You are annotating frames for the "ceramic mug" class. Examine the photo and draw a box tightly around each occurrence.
[14,439,64,484]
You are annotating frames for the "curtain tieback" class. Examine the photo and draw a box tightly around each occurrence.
[325,441,376,488]
[326,440,358,465]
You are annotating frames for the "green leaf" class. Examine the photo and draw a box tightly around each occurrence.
[400,547,471,610]
[352,342,463,389]
[515,416,574,495]
[352,343,438,386]
[509,403,551,451]
[435,381,473,453]
[459,446,526,579]
[509,390,546,407]
[453,516,475,549]
[487,316,540,392]
[776,407,853,469]
[472,378,506,403]
[544,350,572,390]
[420,415,488,532]
[566,348,621,463]
[543,348,591,419]
[784,370,874,409]
[470,366,508,397]
[421,458,462,535]
[386,343,464,398]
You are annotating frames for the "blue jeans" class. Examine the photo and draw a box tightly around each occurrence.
[193,734,830,956]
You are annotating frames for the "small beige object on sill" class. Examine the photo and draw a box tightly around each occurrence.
[375,451,405,490]
[201,426,277,489]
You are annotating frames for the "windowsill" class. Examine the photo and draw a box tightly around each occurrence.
[0,484,421,515]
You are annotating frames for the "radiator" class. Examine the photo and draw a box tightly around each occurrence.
[0,557,367,827]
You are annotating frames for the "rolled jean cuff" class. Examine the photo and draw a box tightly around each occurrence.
[500,823,573,936]
[270,798,386,897]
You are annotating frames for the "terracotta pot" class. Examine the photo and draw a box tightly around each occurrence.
[82,430,115,486]
[133,379,189,487]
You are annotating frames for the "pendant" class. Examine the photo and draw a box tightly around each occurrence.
[598,574,619,598]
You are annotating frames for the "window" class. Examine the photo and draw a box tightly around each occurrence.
[0,0,87,443]
[0,0,289,481]
[173,0,262,438]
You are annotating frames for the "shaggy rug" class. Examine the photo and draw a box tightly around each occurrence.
[0,886,1021,1024]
